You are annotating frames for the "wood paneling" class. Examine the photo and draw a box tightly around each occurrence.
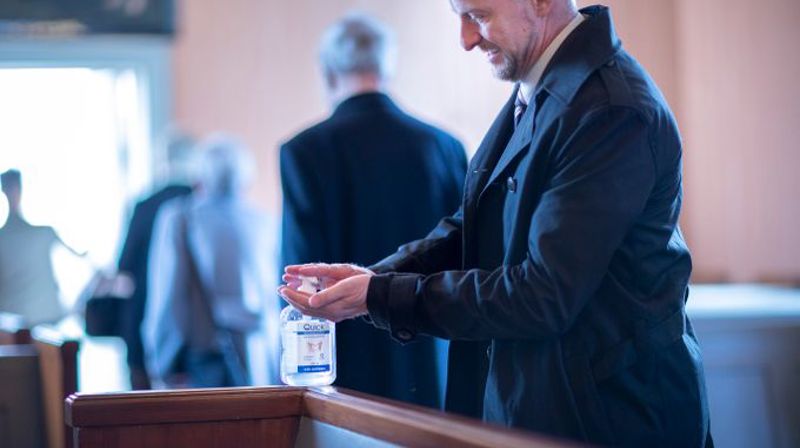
[74,418,298,448]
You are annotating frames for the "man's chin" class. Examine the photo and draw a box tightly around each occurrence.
[491,65,516,81]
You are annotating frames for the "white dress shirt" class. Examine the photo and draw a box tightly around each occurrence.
[519,13,586,104]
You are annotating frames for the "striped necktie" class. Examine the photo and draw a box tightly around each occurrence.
[513,89,528,128]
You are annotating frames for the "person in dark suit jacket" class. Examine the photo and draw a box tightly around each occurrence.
[117,132,195,389]
[281,2,711,447]
[280,13,467,408]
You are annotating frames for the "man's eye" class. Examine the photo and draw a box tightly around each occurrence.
[467,13,486,24]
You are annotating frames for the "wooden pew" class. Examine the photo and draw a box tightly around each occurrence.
[32,325,80,448]
[0,344,46,448]
[0,317,79,448]
[0,311,32,345]
[66,387,576,448]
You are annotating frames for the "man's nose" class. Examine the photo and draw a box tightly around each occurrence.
[460,20,481,51]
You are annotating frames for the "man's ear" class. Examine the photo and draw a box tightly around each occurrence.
[530,0,553,17]
[323,69,337,91]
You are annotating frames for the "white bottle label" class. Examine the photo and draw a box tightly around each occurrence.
[288,320,331,373]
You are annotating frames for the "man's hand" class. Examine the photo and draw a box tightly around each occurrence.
[279,263,375,322]
[282,263,373,290]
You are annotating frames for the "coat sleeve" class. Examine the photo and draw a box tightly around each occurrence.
[280,143,329,269]
[369,208,464,276]
[367,106,657,342]
[369,134,468,276]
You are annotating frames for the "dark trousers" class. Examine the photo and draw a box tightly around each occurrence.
[186,332,249,388]
[186,351,234,388]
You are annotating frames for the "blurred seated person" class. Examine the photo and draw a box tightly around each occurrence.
[143,135,273,388]
[0,169,83,325]
[117,131,197,390]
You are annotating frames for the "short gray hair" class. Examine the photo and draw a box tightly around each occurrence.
[165,130,198,183]
[319,13,396,79]
[197,134,254,197]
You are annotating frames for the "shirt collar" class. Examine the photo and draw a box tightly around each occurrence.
[519,13,586,104]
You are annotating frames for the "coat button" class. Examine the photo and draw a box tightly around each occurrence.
[486,345,492,358]
[396,329,413,341]
[606,59,616,67]
[506,176,517,192]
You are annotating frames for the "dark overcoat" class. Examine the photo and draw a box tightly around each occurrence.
[367,6,711,446]
[118,184,192,375]
[280,92,467,408]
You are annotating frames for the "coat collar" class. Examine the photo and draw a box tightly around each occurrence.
[538,5,621,106]
[473,5,622,199]
[332,92,401,118]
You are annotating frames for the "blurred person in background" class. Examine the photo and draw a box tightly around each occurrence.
[116,131,197,390]
[143,134,276,388]
[0,169,83,325]
[280,13,467,408]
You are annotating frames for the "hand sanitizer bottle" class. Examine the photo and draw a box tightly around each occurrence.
[280,276,336,386]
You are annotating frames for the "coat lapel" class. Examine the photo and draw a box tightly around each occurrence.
[479,99,535,199]
[464,89,517,206]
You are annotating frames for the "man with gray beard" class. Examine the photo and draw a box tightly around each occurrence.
[281,2,711,446]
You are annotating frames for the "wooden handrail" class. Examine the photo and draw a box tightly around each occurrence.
[66,386,577,448]
[0,311,32,345]
[303,387,572,448]
[66,386,305,427]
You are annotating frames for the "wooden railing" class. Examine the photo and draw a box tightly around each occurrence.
[33,325,80,448]
[0,311,32,345]
[66,386,576,448]
[0,314,80,448]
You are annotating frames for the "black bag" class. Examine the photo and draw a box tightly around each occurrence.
[84,295,125,337]
[81,271,134,337]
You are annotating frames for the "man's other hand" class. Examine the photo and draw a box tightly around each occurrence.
[279,263,374,322]
[283,263,373,290]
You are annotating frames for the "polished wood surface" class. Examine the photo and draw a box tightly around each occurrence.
[66,386,304,427]
[74,417,298,448]
[303,387,572,448]
[66,386,576,448]
[33,325,80,448]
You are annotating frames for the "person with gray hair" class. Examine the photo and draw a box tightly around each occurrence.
[116,130,198,390]
[144,134,276,388]
[280,13,467,408]
[196,134,256,198]
[318,12,396,106]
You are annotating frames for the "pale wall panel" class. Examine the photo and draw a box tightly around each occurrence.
[676,0,800,281]
[172,0,508,213]
[173,0,800,282]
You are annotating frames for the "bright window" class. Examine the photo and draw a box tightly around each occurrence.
[0,67,150,307]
